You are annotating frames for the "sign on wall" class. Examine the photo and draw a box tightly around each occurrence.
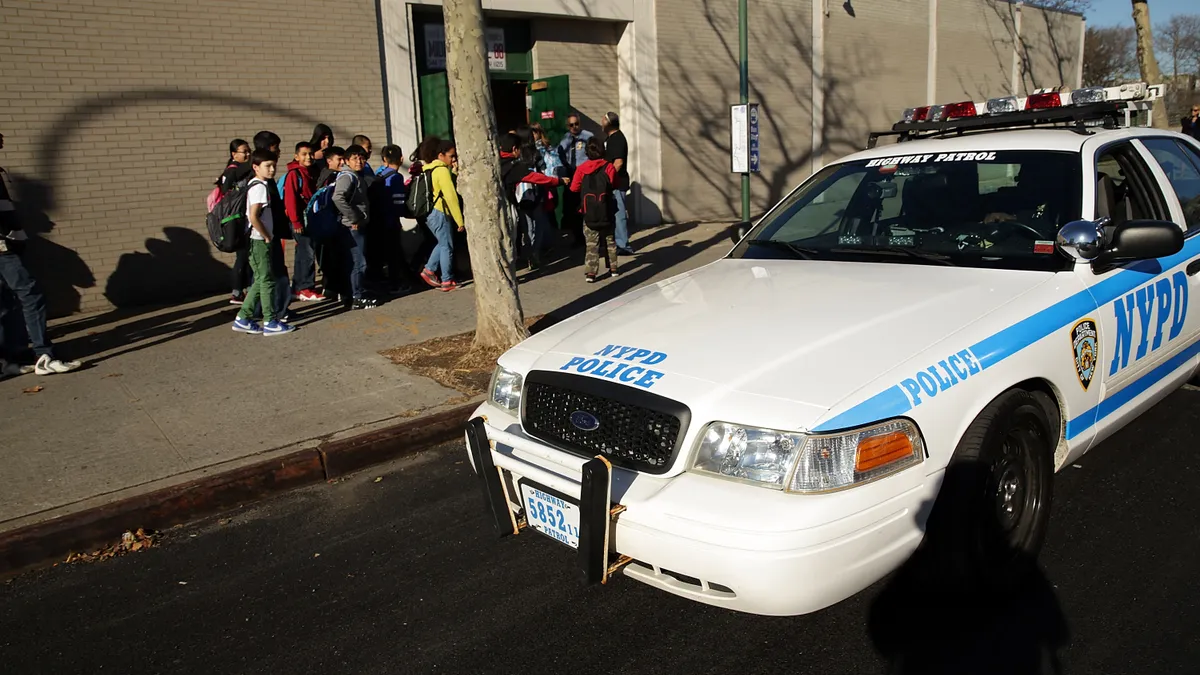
[425,24,506,71]
[730,103,760,173]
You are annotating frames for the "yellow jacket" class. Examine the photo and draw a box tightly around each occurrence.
[424,159,464,229]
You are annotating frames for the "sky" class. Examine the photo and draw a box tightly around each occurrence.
[1085,0,1193,28]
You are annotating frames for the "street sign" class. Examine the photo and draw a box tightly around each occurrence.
[730,103,760,174]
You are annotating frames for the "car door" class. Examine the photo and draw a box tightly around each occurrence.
[1078,139,1192,443]
[1136,135,1200,348]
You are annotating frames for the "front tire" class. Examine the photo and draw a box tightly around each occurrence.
[926,389,1056,590]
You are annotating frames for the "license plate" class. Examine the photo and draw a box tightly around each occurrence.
[518,480,580,549]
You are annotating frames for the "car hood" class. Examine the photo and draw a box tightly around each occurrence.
[517,258,1053,421]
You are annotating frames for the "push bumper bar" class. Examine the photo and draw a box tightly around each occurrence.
[465,417,631,584]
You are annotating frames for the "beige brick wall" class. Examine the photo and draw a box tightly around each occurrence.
[655,0,1082,224]
[0,0,387,316]
[532,18,621,135]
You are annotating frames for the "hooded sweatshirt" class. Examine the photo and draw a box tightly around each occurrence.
[569,158,618,194]
[423,159,465,230]
[332,166,368,227]
[282,161,315,233]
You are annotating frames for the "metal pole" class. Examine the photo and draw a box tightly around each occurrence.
[739,0,750,223]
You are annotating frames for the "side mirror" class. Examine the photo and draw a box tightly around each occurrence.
[1056,219,1107,261]
[729,220,752,244]
[1094,219,1184,265]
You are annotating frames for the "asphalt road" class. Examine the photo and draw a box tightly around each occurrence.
[3,389,1200,675]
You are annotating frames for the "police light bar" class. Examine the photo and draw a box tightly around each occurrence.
[896,82,1163,124]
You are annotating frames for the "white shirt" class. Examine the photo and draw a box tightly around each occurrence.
[247,179,272,241]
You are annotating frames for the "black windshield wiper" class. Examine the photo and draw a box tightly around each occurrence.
[747,239,819,260]
[833,246,957,267]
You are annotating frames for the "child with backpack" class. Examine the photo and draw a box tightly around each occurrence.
[369,144,411,294]
[282,141,321,302]
[499,133,568,270]
[569,138,620,282]
[332,145,373,309]
[232,150,294,335]
[213,139,252,304]
[416,140,464,292]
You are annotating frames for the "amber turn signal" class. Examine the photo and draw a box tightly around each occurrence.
[855,431,914,473]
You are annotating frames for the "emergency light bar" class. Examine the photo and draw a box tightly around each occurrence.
[871,82,1165,148]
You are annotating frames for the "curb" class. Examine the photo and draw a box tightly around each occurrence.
[0,399,481,577]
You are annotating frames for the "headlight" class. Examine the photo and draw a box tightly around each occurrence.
[489,366,523,412]
[690,418,924,492]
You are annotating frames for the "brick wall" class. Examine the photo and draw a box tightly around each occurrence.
[654,0,1083,224]
[532,18,621,135]
[0,0,388,316]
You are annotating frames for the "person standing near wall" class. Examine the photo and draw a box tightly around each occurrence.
[309,124,335,176]
[602,112,633,255]
[558,114,592,248]
[217,139,253,304]
[0,132,82,374]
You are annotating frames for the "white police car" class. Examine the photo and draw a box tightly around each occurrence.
[465,83,1200,616]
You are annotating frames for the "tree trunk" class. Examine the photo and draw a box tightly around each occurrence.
[1131,0,1169,129]
[442,0,529,350]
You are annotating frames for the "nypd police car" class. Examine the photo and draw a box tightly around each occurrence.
[465,83,1200,616]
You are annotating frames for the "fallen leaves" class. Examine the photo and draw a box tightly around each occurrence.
[374,476,383,483]
[62,528,157,565]
[21,386,43,394]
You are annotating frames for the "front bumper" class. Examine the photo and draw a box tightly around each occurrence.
[467,403,938,616]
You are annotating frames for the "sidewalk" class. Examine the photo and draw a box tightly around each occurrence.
[0,221,732,535]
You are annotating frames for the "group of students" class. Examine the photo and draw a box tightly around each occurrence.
[208,112,632,337]
[210,125,459,336]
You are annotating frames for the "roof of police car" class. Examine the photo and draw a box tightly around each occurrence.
[841,127,1134,163]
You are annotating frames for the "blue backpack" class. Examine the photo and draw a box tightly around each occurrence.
[303,173,357,240]
[275,170,291,203]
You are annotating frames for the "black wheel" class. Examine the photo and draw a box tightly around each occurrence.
[926,389,1056,591]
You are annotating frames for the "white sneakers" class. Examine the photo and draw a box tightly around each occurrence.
[33,354,82,375]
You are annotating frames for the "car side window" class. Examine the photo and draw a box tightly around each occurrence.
[1095,143,1168,225]
[1140,138,1200,233]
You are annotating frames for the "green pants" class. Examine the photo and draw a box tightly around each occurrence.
[237,239,276,323]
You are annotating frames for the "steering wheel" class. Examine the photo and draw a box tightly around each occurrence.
[986,218,1045,241]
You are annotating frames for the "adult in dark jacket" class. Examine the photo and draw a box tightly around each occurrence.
[1183,104,1200,140]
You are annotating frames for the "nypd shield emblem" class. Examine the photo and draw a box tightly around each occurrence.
[1071,319,1098,391]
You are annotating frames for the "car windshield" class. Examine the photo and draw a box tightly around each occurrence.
[732,150,1083,272]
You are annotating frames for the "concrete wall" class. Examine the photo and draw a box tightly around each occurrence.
[937,0,1021,103]
[653,0,1084,225]
[0,0,388,316]
[532,19,621,135]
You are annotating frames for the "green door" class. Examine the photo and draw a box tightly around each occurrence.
[419,72,453,141]
[527,75,570,145]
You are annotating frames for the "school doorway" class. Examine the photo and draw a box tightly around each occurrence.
[491,79,528,135]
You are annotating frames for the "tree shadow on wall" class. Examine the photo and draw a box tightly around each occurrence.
[104,227,231,307]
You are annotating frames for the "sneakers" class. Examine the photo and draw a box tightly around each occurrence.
[617,246,636,256]
[229,294,245,305]
[296,289,322,302]
[34,354,82,375]
[232,317,262,334]
[351,297,379,310]
[610,269,622,278]
[420,269,441,289]
[262,320,295,336]
[439,280,459,292]
[585,274,596,283]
